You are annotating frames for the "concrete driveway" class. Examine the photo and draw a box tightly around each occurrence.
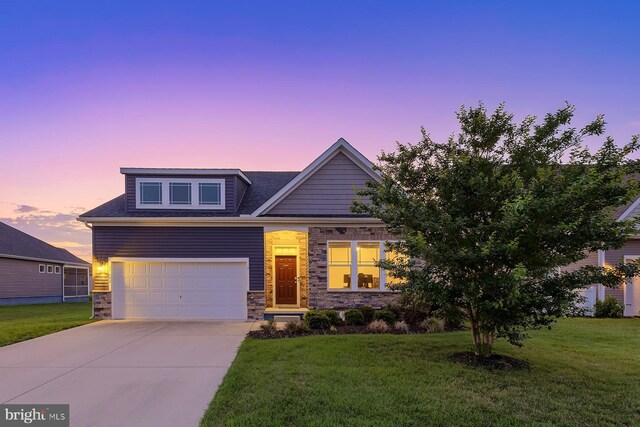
[0,320,254,427]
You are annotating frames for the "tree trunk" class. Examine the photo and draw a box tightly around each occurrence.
[468,308,494,357]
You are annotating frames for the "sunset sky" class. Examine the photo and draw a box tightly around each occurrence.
[1,1,639,261]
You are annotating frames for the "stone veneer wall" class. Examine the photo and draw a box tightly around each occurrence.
[308,226,400,309]
[264,230,308,308]
[93,292,112,319]
[247,292,265,320]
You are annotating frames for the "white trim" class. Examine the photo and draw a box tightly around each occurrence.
[109,257,249,264]
[38,264,45,273]
[251,138,381,217]
[617,196,640,221]
[136,177,226,210]
[623,255,640,316]
[121,168,251,184]
[54,265,61,274]
[272,245,301,307]
[597,250,605,301]
[62,266,91,300]
[264,226,309,233]
[46,265,53,274]
[327,240,393,292]
[77,217,384,226]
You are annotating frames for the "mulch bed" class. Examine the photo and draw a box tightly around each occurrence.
[247,325,430,339]
[450,351,530,371]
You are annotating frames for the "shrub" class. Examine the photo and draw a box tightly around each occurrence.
[284,320,309,335]
[594,296,624,318]
[394,320,410,334]
[259,319,278,335]
[344,309,365,325]
[321,309,342,326]
[398,293,429,325]
[367,319,391,333]
[374,309,397,325]
[419,317,445,333]
[359,306,375,323]
[304,310,331,330]
[386,303,403,320]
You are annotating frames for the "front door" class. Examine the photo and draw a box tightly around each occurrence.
[275,256,297,305]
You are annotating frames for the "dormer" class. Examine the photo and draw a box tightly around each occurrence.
[121,168,251,213]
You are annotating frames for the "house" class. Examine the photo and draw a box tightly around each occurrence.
[78,138,640,321]
[78,139,402,320]
[569,200,640,317]
[0,222,91,305]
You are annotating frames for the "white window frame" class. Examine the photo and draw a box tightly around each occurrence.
[54,265,61,274]
[39,264,45,273]
[327,240,396,292]
[47,265,53,274]
[136,177,226,210]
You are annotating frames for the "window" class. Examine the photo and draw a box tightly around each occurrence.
[357,242,380,289]
[54,266,61,274]
[328,242,351,289]
[64,268,90,298]
[47,265,53,274]
[385,249,408,286]
[170,182,191,205]
[199,182,221,205]
[136,178,225,209]
[140,182,162,205]
[327,241,405,291]
[39,264,45,273]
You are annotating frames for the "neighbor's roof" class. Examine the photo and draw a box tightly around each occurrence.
[79,171,300,218]
[0,222,89,265]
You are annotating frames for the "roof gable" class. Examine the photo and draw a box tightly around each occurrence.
[252,138,380,216]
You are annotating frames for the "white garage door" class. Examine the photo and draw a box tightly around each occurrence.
[111,260,248,320]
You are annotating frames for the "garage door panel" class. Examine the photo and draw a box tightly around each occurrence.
[112,261,248,320]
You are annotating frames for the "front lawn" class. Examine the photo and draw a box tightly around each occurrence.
[202,318,640,426]
[0,302,95,347]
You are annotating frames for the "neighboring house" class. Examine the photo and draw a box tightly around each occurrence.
[79,139,402,320]
[0,222,91,305]
[566,200,640,317]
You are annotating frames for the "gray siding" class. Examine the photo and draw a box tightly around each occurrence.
[604,240,640,304]
[0,257,62,298]
[267,152,373,215]
[561,251,599,273]
[93,226,265,290]
[124,175,239,214]
[234,176,248,210]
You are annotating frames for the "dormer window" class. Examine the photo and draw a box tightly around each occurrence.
[136,178,225,209]
[199,182,221,205]
[170,182,192,205]
[140,182,162,205]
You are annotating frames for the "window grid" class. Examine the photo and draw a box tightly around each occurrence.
[199,182,222,205]
[327,241,398,291]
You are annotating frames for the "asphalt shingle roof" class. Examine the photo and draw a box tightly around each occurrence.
[79,171,300,218]
[0,222,89,265]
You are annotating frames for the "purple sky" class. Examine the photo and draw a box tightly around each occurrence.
[1,1,639,261]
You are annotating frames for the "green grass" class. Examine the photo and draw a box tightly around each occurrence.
[0,302,95,347]
[202,318,640,427]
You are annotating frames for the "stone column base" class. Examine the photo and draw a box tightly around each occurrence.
[93,292,112,319]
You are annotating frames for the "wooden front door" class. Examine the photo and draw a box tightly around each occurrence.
[275,256,297,305]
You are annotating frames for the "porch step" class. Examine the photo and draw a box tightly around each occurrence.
[273,315,303,323]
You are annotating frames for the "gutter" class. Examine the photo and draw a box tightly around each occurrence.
[76,216,384,226]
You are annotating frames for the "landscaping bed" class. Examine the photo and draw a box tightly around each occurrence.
[248,323,429,339]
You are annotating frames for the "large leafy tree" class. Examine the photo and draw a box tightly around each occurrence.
[354,103,640,356]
